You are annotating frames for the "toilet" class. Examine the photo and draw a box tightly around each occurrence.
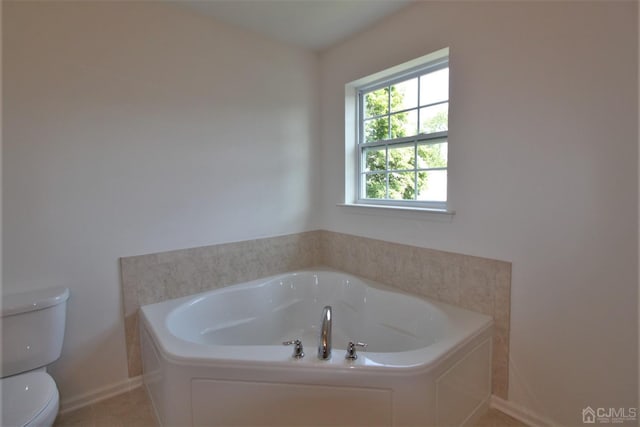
[1,287,70,427]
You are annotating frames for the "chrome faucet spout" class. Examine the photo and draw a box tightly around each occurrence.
[318,305,332,360]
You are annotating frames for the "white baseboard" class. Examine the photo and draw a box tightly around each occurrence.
[59,376,143,414]
[491,395,556,427]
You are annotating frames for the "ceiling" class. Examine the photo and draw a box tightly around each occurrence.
[179,0,415,51]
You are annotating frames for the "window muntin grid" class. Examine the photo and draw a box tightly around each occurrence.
[357,60,449,208]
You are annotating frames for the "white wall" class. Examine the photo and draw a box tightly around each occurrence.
[319,1,638,425]
[3,1,320,400]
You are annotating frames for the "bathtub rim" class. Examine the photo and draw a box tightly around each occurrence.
[140,268,493,376]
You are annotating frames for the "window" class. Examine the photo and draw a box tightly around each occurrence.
[345,48,450,212]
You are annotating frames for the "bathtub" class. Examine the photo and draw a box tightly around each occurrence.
[140,269,493,426]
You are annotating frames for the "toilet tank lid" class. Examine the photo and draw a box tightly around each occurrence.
[2,287,70,317]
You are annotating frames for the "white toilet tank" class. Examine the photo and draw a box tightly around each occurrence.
[1,287,70,377]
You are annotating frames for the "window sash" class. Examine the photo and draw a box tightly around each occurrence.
[358,135,447,204]
[355,58,449,207]
[356,59,448,94]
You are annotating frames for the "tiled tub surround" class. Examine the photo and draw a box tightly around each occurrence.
[120,231,322,377]
[120,230,511,398]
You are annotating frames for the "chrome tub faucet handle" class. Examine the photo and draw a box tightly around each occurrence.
[345,341,367,360]
[283,339,304,359]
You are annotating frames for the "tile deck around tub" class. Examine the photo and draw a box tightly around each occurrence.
[54,387,527,427]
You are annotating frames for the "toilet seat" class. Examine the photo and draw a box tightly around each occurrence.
[1,371,59,427]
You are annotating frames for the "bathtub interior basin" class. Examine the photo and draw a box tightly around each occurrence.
[167,271,442,353]
[143,269,492,369]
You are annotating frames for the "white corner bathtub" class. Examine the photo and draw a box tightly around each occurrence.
[140,269,493,426]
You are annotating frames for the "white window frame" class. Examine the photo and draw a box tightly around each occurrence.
[343,47,453,214]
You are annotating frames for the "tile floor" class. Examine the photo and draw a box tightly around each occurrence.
[54,386,527,427]
[54,387,156,427]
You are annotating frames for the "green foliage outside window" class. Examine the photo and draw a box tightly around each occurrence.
[363,86,447,200]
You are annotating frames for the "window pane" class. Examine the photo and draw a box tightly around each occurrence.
[388,143,415,171]
[417,170,447,202]
[390,78,418,112]
[420,67,449,105]
[390,110,417,139]
[388,172,416,200]
[364,173,387,199]
[364,117,389,143]
[363,147,386,172]
[417,142,447,168]
[364,87,389,118]
[419,103,448,134]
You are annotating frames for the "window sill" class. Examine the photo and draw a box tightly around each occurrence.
[337,203,455,218]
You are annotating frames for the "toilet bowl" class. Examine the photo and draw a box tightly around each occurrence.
[1,287,69,427]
